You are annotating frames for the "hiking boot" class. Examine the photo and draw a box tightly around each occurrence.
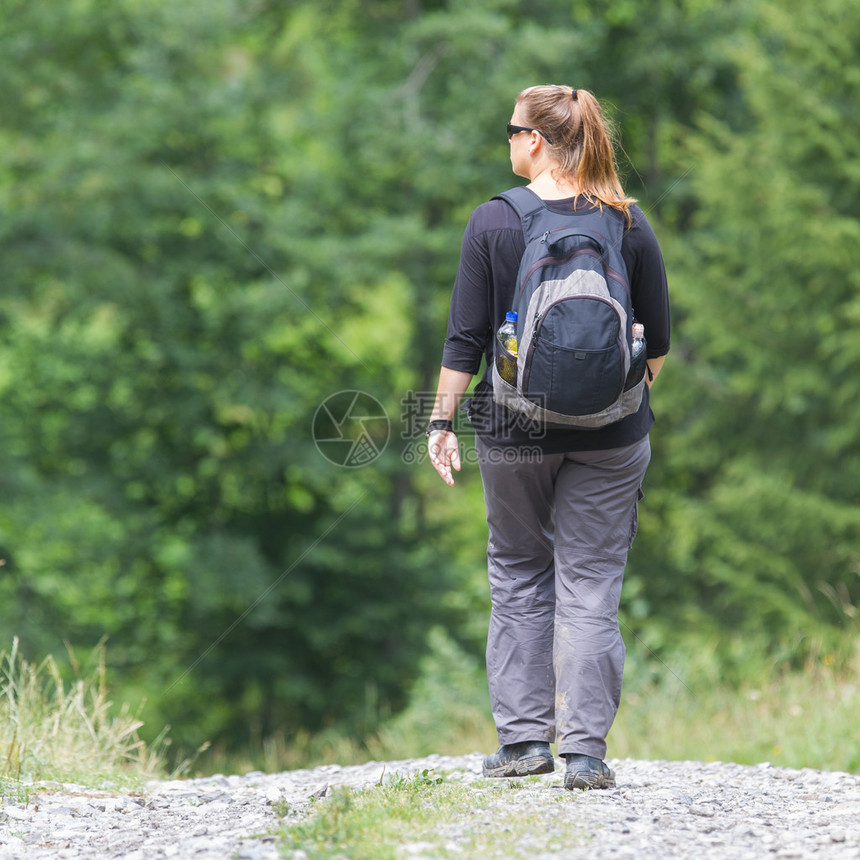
[482,741,555,778]
[563,754,616,790]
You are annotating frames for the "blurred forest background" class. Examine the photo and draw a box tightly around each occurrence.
[2,0,859,774]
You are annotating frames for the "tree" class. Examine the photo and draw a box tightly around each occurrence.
[0,0,464,753]
[632,0,860,651]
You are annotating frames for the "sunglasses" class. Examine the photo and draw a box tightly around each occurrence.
[506,123,554,145]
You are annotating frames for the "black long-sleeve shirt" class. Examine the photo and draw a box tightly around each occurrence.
[441,191,670,452]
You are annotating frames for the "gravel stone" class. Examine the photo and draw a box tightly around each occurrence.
[2,755,860,858]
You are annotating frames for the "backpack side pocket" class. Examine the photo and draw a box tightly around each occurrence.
[624,334,648,391]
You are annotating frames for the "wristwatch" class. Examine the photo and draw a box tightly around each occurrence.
[425,419,454,437]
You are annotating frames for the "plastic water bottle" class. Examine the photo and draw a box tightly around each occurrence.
[499,312,518,354]
[631,322,645,358]
[496,311,518,385]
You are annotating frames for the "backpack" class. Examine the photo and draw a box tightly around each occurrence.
[491,186,648,428]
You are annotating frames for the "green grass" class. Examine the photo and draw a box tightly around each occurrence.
[0,638,168,794]
[609,643,860,773]
[201,629,860,778]
[276,770,589,860]
[269,634,860,859]
[5,623,858,812]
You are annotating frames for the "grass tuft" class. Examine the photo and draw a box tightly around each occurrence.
[0,637,167,794]
[276,770,587,859]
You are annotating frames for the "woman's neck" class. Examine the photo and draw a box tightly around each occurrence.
[527,166,579,200]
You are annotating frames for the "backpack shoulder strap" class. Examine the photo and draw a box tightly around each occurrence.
[494,187,628,260]
[492,186,548,242]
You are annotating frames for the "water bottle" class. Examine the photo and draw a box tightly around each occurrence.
[496,311,518,385]
[631,322,645,358]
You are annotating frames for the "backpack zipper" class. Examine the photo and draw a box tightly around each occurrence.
[541,225,607,246]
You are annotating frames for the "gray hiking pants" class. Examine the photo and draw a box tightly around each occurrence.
[476,434,651,759]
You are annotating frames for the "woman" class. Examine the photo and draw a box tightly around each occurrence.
[425,85,670,790]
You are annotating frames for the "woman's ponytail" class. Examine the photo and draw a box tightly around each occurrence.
[517,85,634,223]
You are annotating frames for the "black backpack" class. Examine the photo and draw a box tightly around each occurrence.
[491,186,647,428]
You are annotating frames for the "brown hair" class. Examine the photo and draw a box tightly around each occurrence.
[516,85,635,223]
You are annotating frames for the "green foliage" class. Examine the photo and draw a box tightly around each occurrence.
[1,0,859,768]
[0,0,473,757]
[196,626,496,775]
[634,0,860,646]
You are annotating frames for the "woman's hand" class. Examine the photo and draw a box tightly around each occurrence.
[646,355,666,387]
[428,429,461,486]
[426,367,472,486]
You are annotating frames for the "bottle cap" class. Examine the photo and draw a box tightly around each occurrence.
[506,311,518,323]
[632,322,644,336]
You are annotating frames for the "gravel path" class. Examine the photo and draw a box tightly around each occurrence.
[2,754,860,858]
